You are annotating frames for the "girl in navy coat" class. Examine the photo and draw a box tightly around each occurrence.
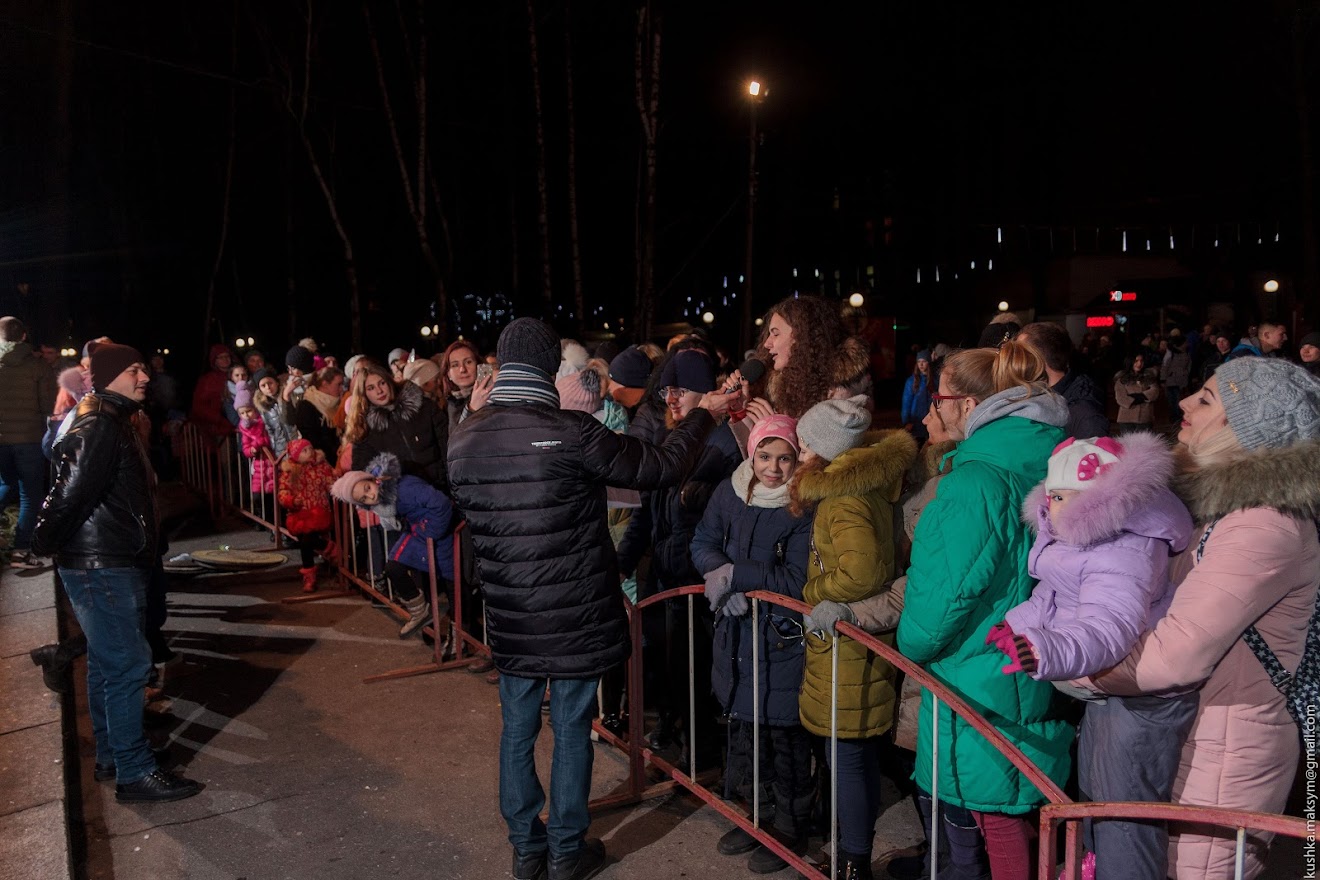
[692,414,812,872]
[332,452,456,639]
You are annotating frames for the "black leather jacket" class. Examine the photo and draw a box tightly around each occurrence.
[33,391,159,569]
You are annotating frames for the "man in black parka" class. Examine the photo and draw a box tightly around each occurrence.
[448,319,735,880]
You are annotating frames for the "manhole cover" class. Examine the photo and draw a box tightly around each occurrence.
[190,549,289,570]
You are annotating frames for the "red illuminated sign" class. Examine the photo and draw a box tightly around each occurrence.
[1087,316,1116,328]
[1109,290,1138,302]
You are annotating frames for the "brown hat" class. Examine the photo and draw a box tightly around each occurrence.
[88,342,146,392]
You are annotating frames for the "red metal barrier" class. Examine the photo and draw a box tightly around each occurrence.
[595,586,1306,880]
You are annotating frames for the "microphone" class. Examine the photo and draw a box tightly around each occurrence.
[722,357,767,394]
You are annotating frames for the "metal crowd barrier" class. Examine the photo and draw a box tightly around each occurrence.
[591,587,1309,880]
[175,423,491,684]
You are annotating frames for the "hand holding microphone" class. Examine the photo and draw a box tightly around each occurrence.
[724,357,766,422]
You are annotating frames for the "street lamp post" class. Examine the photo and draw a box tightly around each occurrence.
[740,80,763,354]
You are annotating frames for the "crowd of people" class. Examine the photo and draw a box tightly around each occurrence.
[4,298,1318,880]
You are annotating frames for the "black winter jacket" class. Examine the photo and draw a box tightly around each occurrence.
[1053,370,1110,439]
[616,417,741,588]
[353,381,450,490]
[447,401,716,678]
[33,391,158,569]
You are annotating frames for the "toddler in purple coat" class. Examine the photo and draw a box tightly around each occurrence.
[990,432,1195,880]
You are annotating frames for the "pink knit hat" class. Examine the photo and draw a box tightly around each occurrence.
[746,413,799,459]
[331,470,374,505]
[556,368,603,414]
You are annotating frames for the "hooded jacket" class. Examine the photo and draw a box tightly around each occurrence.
[0,341,55,445]
[360,453,456,581]
[692,458,812,726]
[447,397,717,679]
[352,380,450,490]
[1091,440,1320,879]
[796,429,917,739]
[54,365,91,419]
[897,388,1074,813]
[1114,368,1161,425]
[1004,432,1193,681]
[238,416,276,494]
[277,443,335,535]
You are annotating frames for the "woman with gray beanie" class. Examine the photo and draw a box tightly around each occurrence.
[1089,357,1320,879]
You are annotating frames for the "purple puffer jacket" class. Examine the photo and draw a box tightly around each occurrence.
[1004,432,1193,681]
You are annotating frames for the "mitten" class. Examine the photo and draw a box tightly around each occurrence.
[804,600,856,637]
[703,563,735,612]
[986,621,1038,675]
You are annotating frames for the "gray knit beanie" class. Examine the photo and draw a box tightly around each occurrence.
[497,318,561,376]
[797,395,873,462]
[1216,356,1320,450]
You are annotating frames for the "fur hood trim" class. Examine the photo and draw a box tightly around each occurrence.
[59,365,90,398]
[831,336,871,388]
[364,452,401,529]
[793,429,917,503]
[1022,432,1174,544]
[366,380,424,432]
[908,439,957,489]
[1173,439,1320,524]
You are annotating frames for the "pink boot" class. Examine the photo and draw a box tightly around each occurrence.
[299,566,318,593]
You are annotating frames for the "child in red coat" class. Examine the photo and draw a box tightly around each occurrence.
[277,439,337,591]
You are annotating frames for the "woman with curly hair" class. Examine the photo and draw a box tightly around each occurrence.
[753,295,871,420]
[344,359,449,490]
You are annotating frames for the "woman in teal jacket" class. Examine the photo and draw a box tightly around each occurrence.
[897,341,1074,880]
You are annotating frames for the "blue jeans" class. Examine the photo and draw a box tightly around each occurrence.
[0,442,47,551]
[59,567,156,784]
[499,674,599,859]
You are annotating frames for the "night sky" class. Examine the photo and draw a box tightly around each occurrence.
[0,1,1310,381]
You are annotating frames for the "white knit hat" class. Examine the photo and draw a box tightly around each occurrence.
[797,395,872,462]
[1046,436,1124,492]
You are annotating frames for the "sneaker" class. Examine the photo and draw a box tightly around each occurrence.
[115,768,202,803]
[399,596,431,639]
[512,850,548,880]
[9,550,47,570]
[717,826,760,856]
[95,744,172,782]
[547,839,606,880]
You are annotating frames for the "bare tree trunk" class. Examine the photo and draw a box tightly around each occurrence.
[564,0,585,336]
[1294,7,1318,327]
[284,1,363,350]
[633,3,662,341]
[364,1,448,340]
[202,6,238,356]
[527,0,554,313]
[285,131,298,340]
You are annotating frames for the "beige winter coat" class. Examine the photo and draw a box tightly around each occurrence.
[1113,369,1161,426]
[1091,441,1320,879]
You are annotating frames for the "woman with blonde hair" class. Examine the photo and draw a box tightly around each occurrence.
[897,340,1073,880]
[1088,358,1320,879]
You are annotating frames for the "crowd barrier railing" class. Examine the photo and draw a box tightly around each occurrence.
[175,424,491,683]
[592,586,1309,880]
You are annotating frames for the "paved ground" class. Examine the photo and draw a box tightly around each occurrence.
[68,522,925,880]
[34,517,1306,880]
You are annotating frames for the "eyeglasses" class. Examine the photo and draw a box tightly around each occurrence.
[658,386,694,401]
[931,393,973,410]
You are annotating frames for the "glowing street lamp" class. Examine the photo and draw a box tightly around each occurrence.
[849,292,865,308]
[702,311,715,325]
[740,77,766,353]
[420,325,432,337]
[1264,279,1279,293]
[997,301,1010,312]
[235,337,246,348]
[748,80,761,97]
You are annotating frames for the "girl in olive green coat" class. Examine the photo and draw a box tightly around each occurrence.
[790,396,917,878]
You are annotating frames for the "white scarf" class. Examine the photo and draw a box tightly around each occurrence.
[729,458,791,509]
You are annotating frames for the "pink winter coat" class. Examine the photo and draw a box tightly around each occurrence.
[239,417,275,494]
[1005,432,1193,681]
[1091,441,1320,879]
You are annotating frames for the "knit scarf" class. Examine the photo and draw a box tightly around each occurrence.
[488,363,560,408]
[729,458,792,509]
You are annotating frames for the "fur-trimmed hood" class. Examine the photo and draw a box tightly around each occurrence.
[365,379,424,432]
[793,428,918,504]
[59,365,90,398]
[1173,439,1320,525]
[1023,431,1192,550]
[907,439,956,491]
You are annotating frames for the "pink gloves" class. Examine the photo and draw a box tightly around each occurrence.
[986,621,1038,675]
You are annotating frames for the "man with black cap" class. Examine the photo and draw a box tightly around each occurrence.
[448,318,737,880]
[33,343,202,803]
